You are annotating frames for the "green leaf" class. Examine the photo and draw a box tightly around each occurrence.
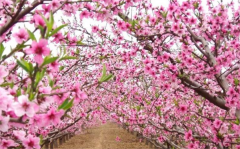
[49,79,54,88]
[136,106,141,112]
[130,20,137,28]
[234,78,239,86]
[193,2,199,9]
[0,42,4,60]
[17,88,21,96]
[59,56,78,61]
[39,135,43,145]
[58,98,74,110]
[49,24,67,37]
[45,12,55,38]
[146,101,151,105]
[77,40,84,45]
[17,59,30,73]
[58,98,70,110]
[42,56,58,67]
[235,117,240,125]
[76,49,80,54]
[40,13,49,27]
[102,64,107,77]
[34,68,46,88]
[59,66,64,71]
[49,11,54,31]
[161,11,168,18]
[10,82,14,88]
[27,29,36,41]
[0,83,13,87]
[98,64,114,83]
[63,99,74,110]
[99,74,113,83]
[38,25,45,35]
[29,92,35,101]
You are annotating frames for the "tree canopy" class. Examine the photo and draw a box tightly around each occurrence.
[0,0,240,148]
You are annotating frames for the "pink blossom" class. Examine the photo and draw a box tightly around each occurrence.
[43,108,64,125]
[72,83,88,102]
[42,4,51,14]
[50,0,60,10]
[25,39,50,64]
[13,28,29,44]
[0,65,8,84]
[0,113,9,132]
[22,135,40,149]
[53,92,70,104]
[33,14,45,27]
[49,61,59,72]
[13,130,26,141]
[13,95,36,117]
[29,114,45,127]
[80,10,90,19]
[187,142,197,149]
[38,86,51,94]
[53,32,64,43]
[213,119,222,129]
[92,26,99,33]
[0,88,12,111]
[179,104,188,114]
[184,130,193,141]
[116,136,121,141]
[189,17,197,25]
[0,139,16,149]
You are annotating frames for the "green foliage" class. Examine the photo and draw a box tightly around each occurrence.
[234,78,239,86]
[234,117,240,125]
[193,2,199,9]
[27,29,36,41]
[0,42,4,60]
[58,98,74,110]
[98,64,114,83]
[161,11,168,18]
[34,68,46,88]
[41,56,58,67]
[136,106,141,112]
[17,59,33,74]
[59,66,65,71]
[40,12,67,38]
[48,24,68,37]
[59,56,78,61]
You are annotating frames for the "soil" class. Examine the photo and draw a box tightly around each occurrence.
[56,122,151,149]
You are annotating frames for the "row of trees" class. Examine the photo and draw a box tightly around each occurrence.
[0,0,240,148]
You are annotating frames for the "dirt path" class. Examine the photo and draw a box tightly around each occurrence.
[57,122,151,149]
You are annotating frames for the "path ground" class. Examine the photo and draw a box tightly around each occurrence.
[56,122,151,149]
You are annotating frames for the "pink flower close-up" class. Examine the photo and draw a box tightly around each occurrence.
[12,28,29,44]
[43,108,64,125]
[13,95,36,117]
[25,39,50,64]
[33,14,45,27]
[0,139,16,149]
[22,135,40,149]
[13,130,26,141]
[184,130,193,141]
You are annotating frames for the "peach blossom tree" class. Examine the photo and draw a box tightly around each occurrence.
[0,0,240,149]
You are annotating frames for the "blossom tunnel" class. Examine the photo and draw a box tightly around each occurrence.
[0,0,240,149]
